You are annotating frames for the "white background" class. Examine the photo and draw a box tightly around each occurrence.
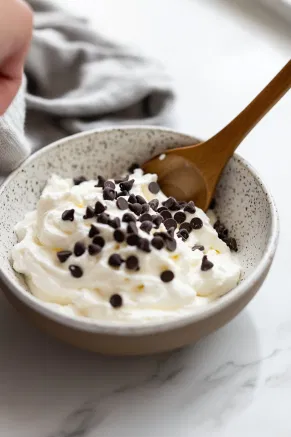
[1,1,291,436]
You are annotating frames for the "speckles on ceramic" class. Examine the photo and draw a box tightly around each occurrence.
[214,155,272,280]
[0,127,278,329]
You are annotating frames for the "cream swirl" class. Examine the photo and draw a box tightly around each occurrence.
[12,171,241,323]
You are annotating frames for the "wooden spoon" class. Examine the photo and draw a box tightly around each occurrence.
[142,60,291,211]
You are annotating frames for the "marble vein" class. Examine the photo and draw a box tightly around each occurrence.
[47,343,291,436]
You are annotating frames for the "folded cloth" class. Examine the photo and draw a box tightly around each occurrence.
[0,0,174,183]
[0,79,30,184]
[25,0,174,150]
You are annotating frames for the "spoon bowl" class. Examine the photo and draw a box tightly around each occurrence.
[143,151,207,205]
[143,60,291,210]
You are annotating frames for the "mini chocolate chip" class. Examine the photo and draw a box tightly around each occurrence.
[57,250,72,263]
[191,217,203,230]
[149,199,159,211]
[213,220,221,231]
[103,187,116,201]
[127,222,138,234]
[73,176,87,185]
[201,255,214,271]
[151,236,164,250]
[160,210,172,220]
[115,175,129,184]
[97,213,109,224]
[178,201,187,208]
[180,222,192,233]
[139,213,153,222]
[137,238,151,252]
[152,214,163,228]
[128,163,140,173]
[122,213,136,223]
[116,197,128,210]
[88,244,102,255]
[113,229,125,242]
[165,238,177,252]
[127,233,140,246]
[192,244,205,251]
[92,235,105,248]
[108,217,121,229]
[226,237,238,252]
[95,175,105,188]
[184,201,196,214]
[167,227,175,238]
[88,224,100,238]
[141,204,150,213]
[128,194,137,204]
[62,209,75,221]
[74,242,86,257]
[162,197,175,209]
[169,201,180,211]
[177,229,189,240]
[110,294,123,308]
[104,180,115,189]
[83,206,95,219]
[174,211,186,224]
[125,255,139,270]
[69,265,83,278]
[117,190,129,198]
[214,221,229,240]
[166,233,175,241]
[120,179,135,192]
[220,230,229,241]
[108,253,123,268]
[160,270,174,282]
[157,206,168,213]
[136,195,147,205]
[209,198,216,209]
[164,218,177,230]
[129,203,142,216]
[114,178,125,185]
[140,220,153,234]
[148,181,160,194]
[153,231,169,240]
[95,201,106,214]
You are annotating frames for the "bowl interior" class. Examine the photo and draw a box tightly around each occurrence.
[0,127,273,318]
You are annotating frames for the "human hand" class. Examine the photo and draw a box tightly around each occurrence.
[0,0,33,115]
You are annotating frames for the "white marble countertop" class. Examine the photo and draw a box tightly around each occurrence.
[1,1,291,435]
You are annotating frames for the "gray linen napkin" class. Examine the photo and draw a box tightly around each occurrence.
[25,0,174,150]
[0,0,174,182]
[0,78,30,181]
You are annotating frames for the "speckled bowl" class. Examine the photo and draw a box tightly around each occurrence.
[0,127,279,355]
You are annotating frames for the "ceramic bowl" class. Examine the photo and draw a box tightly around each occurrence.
[0,127,279,355]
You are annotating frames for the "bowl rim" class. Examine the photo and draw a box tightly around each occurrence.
[0,126,279,336]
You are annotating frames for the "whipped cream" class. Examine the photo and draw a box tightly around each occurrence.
[12,170,241,324]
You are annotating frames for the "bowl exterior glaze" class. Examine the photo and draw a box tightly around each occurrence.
[0,127,279,355]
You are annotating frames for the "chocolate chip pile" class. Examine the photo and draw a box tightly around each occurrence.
[213,220,238,252]
[57,168,237,309]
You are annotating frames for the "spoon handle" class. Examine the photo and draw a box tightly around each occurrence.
[212,60,291,153]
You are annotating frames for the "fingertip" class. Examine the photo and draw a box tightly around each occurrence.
[18,0,34,48]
